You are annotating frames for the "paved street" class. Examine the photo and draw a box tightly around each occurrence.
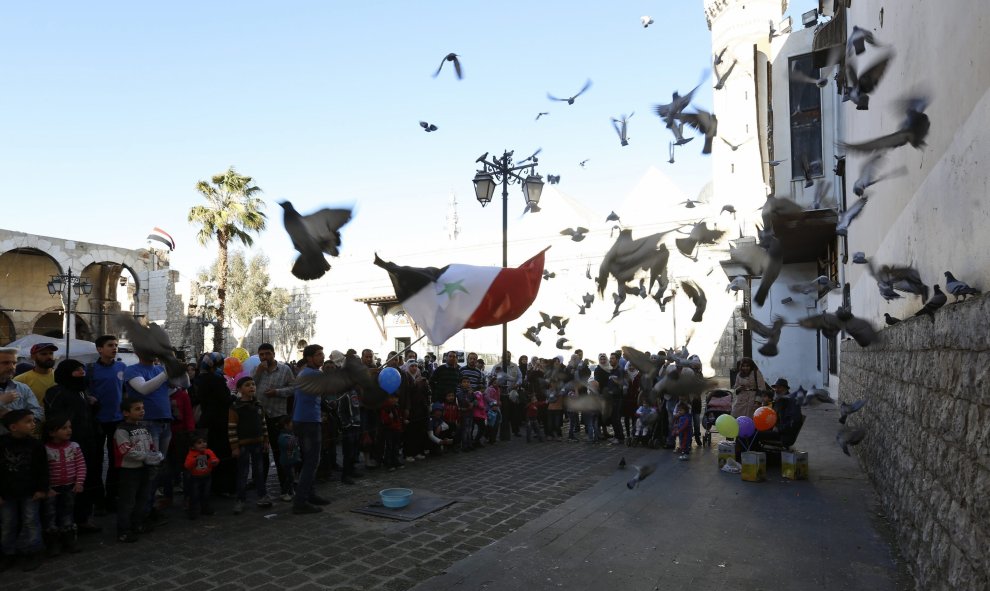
[5,406,911,591]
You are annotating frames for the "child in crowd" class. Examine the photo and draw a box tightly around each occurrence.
[183,434,219,519]
[228,376,272,514]
[0,409,48,572]
[634,403,658,445]
[442,392,461,452]
[672,401,693,461]
[277,417,302,499]
[546,385,564,441]
[43,414,85,556]
[525,395,546,443]
[379,392,404,470]
[472,388,488,448]
[456,377,475,451]
[114,399,163,543]
[427,402,454,455]
[484,375,501,444]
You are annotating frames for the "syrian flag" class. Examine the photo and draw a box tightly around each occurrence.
[374,248,548,345]
[147,227,175,251]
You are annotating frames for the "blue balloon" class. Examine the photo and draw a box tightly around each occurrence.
[242,355,261,375]
[378,367,401,394]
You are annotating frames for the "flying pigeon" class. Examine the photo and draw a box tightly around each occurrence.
[279,201,353,281]
[523,328,542,346]
[714,59,738,90]
[113,312,187,379]
[640,16,653,28]
[845,50,894,110]
[626,462,657,489]
[611,112,634,146]
[579,159,590,168]
[419,121,438,132]
[800,308,878,347]
[552,316,570,335]
[560,227,589,242]
[726,276,746,293]
[867,262,928,301]
[789,61,829,88]
[654,75,706,130]
[548,79,592,105]
[581,293,595,308]
[547,174,561,184]
[518,147,542,164]
[884,313,901,325]
[720,136,752,151]
[713,47,728,66]
[944,271,980,302]
[853,153,905,197]
[668,142,676,164]
[741,311,784,357]
[679,279,707,323]
[543,270,556,281]
[293,353,380,405]
[535,112,549,121]
[835,197,868,236]
[523,201,541,215]
[675,222,725,258]
[720,204,737,216]
[800,154,819,188]
[556,337,572,351]
[847,25,880,56]
[812,180,835,210]
[789,275,839,295]
[597,229,674,297]
[836,427,866,456]
[677,109,718,154]
[914,285,946,321]
[606,211,620,222]
[839,399,867,424]
[538,312,562,330]
[839,95,930,153]
[433,53,463,79]
[765,158,787,167]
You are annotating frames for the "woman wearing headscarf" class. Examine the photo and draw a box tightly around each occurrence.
[45,359,102,533]
[731,357,767,419]
[195,354,236,496]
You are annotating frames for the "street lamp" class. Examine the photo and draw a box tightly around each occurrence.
[47,267,93,360]
[472,149,543,370]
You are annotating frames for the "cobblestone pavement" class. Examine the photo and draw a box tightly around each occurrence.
[4,434,649,591]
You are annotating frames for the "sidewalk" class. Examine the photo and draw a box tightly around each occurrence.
[411,405,914,591]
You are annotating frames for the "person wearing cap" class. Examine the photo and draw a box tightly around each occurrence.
[253,343,295,502]
[14,343,59,408]
[0,347,44,433]
[764,378,803,447]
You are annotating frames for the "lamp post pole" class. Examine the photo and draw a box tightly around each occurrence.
[473,150,544,372]
[47,267,93,360]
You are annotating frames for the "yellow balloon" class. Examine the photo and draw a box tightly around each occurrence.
[230,347,249,362]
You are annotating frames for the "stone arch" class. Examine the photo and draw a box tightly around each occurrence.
[33,312,64,338]
[0,248,65,339]
[0,311,15,343]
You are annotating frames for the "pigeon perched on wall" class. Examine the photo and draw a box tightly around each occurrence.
[884,313,901,325]
[914,285,947,321]
[433,53,463,79]
[113,312,186,379]
[852,252,868,264]
[626,462,657,489]
[280,202,353,281]
[839,399,867,424]
[548,79,592,105]
[944,271,980,302]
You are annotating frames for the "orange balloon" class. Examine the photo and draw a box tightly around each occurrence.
[753,406,778,432]
[223,356,243,378]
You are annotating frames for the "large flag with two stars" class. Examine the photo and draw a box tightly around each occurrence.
[374,248,548,345]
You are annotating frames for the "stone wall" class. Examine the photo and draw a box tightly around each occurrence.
[839,294,990,591]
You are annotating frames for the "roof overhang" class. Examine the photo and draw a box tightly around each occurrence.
[774,208,838,264]
[812,3,846,68]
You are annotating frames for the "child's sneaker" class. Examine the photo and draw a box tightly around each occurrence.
[415,454,427,460]
[280,493,294,502]
[678,454,689,461]
[256,495,274,508]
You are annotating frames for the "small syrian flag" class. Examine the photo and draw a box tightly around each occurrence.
[374,248,548,345]
[147,227,175,251]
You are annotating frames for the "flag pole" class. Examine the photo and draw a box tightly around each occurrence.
[385,334,428,366]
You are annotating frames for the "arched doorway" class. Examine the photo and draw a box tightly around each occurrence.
[0,312,15,344]
[33,313,64,338]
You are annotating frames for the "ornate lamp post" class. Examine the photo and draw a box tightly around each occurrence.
[472,150,544,369]
[47,267,93,360]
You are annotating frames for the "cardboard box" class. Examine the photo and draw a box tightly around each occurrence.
[741,451,766,482]
[781,450,809,480]
[717,440,735,468]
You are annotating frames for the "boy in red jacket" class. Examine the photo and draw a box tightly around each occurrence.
[379,394,404,471]
[183,435,219,519]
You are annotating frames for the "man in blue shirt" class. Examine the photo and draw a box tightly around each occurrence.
[88,335,127,513]
[0,347,44,433]
[292,344,332,514]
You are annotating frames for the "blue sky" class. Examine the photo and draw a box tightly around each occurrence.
[0,1,814,284]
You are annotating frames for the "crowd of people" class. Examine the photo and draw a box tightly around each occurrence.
[0,337,801,572]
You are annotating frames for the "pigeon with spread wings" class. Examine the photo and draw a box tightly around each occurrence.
[280,201,353,281]
[113,312,186,379]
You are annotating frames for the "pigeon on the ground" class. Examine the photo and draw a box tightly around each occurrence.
[914,285,947,321]
[611,113,634,146]
[619,457,627,469]
[626,462,657,489]
[556,337,572,351]
[839,95,930,153]
[808,386,832,405]
[677,109,718,154]
[679,280,707,323]
[419,121,438,132]
[640,16,653,28]
[741,312,784,357]
[560,227,589,242]
[294,353,379,404]
[548,79,592,105]
[836,197,868,236]
[606,211,620,222]
[535,112,549,121]
[280,201,353,280]
[884,313,901,325]
[944,271,980,302]
[113,312,187,379]
[836,427,866,456]
[839,399,867,424]
[433,53,463,79]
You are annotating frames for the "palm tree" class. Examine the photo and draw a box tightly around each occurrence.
[188,166,266,352]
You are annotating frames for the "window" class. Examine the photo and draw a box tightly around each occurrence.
[394,337,410,353]
[789,54,824,181]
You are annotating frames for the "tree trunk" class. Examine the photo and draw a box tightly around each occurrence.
[214,232,228,353]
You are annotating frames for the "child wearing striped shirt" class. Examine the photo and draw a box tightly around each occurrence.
[43,414,86,556]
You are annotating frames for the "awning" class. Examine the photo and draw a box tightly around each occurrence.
[812,4,846,68]
[773,208,838,264]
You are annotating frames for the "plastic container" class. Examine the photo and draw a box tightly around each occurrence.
[379,488,413,508]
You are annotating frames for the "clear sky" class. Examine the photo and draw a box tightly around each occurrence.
[0,1,814,285]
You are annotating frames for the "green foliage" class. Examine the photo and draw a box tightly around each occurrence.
[271,287,317,362]
[200,251,289,342]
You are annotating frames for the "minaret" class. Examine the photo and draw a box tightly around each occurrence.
[445,190,460,241]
